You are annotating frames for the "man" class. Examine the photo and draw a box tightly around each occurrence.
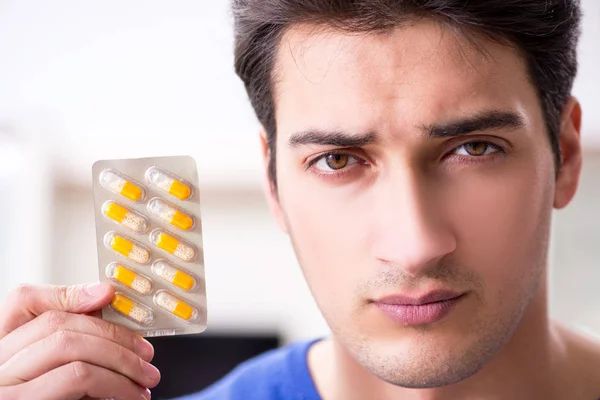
[0,0,598,399]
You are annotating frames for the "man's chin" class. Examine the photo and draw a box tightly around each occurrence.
[342,331,497,389]
[357,344,486,389]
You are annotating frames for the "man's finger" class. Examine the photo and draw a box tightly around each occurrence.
[85,310,104,318]
[0,283,114,339]
[0,331,160,388]
[1,362,151,400]
[0,311,154,365]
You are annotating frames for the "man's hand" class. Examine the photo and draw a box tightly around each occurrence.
[0,283,160,399]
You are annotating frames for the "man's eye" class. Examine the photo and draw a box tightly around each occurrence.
[453,142,500,157]
[313,153,361,172]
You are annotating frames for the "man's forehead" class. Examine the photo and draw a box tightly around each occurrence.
[273,20,533,139]
[275,20,515,87]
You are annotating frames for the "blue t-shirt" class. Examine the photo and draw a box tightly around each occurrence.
[174,339,322,400]
[173,339,600,400]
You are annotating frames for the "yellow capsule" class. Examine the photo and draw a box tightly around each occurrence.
[102,201,148,234]
[154,290,198,321]
[106,262,152,295]
[147,198,194,231]
[111,293,155,326]
[145,167,192,201]
[149,229,195,262]
[99,169,145,202]
[152,260,197,291]
[104,232,150,264]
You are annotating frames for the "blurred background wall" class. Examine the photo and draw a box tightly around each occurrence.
[0,0,599,397]
[0,0,329,345]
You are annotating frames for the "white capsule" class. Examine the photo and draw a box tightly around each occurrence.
[151,260,197,292]
[154,290,198,321]
[104,232,151,264]
[102,201,148,234]
[111,293,155,326]
[145,167,192,201]
[147,198,194,231]
[99,169,145,202]
[106,263,152,295]
[149,229,196,262]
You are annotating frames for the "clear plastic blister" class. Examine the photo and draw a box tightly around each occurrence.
[92,156,207,337]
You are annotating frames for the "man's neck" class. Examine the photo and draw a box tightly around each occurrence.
[308,285,599,400]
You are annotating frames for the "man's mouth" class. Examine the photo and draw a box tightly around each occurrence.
[373,290,466,325]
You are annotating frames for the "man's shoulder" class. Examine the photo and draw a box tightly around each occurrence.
[561,324,600,367]
[174,339,321,400]
[555,323,600,399]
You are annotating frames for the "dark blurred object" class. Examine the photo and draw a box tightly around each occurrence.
[147,332,281,399]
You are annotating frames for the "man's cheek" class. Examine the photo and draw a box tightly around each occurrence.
[284,200,363,293]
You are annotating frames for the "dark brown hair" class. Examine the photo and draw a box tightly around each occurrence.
[232,0,582,186]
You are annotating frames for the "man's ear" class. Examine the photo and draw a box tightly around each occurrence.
[554,96,583,209]
[260,128,289,234]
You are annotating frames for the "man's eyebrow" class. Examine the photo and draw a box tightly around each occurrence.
[288,130,378,148]
[422,111,524,138]
[287,111,523,148]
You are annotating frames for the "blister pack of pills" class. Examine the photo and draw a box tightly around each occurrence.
[92,156,207,337]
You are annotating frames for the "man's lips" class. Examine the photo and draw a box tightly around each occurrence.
[372,290,466,325]
[374,290,464,306]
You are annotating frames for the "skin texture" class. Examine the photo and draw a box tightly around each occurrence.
[0,283,158,400]
[261,20,598,399]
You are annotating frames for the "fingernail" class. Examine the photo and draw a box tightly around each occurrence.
[135,336,154,360]
[83,282,109,298]
[143,362,160,382]
[140,388,151,400]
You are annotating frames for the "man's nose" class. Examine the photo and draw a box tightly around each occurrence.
[369,171,457,277]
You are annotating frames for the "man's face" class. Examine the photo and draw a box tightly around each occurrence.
[268,21,563,387]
